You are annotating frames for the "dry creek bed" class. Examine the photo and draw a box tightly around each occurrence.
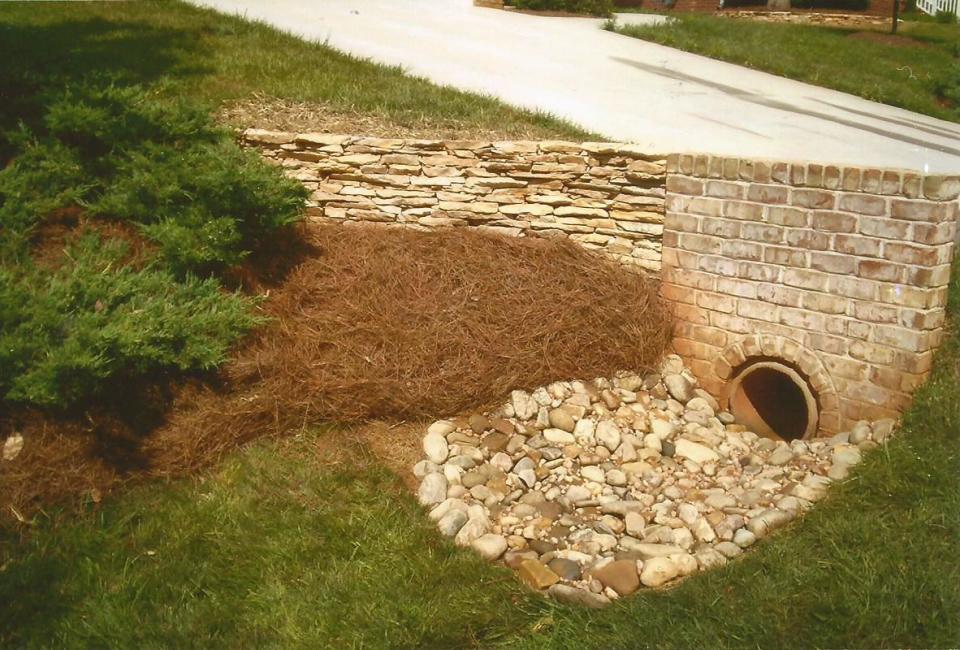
[414,354,894,608]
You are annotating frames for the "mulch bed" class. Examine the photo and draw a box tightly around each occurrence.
[1,225,672,527]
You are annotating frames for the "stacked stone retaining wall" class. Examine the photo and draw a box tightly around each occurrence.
[243,129,667,272]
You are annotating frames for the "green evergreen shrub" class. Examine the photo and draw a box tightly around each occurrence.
[0,83,306,408]
[91,140,306,274]
[0,234,259,408]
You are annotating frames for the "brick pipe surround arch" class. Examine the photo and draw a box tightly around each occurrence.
[713,334,841,435]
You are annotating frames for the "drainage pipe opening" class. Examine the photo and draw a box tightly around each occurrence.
[727,360,819,441]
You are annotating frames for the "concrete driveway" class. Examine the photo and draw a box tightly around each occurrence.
[192,0,960,172]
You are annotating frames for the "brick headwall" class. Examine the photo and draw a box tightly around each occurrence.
[661,154,959,433]
[243,129,667,272]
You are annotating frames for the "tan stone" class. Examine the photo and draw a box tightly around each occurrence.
[539,140,582,153]
[411,177,461,187]
[294,132,352,147]
[418,215,468,227]
[244,129,295,145]
[500,203,553,217]
[590,559,640,596]
[530,194,573,206]
[336,154,381,166]
[581,142,621,155]
[492,141,538,154]
[517,559,560,590]
[356,137,405,148]
[422,166,463,178]
[555,206,608,219]
[438,201,499,214]
[473,178,528,189]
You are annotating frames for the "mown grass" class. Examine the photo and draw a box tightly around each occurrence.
[611,14,960,123]
[0,0,586,140]
[0,434,539,648]
[2,262,958,647]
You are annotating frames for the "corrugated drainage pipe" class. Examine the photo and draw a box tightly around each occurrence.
[727,361,819,441]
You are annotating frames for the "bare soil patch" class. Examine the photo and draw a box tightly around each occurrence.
[2,225,671,525]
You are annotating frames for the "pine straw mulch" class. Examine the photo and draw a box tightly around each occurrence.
[1,224,672,528]
[215,92,568,141]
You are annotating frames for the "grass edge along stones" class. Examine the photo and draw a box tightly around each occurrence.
[415,354,893,606]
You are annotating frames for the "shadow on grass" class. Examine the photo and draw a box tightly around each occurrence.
[0,16,210,160]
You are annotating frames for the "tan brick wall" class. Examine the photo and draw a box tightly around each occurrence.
[662,153,959,433]
[243,130,667,272]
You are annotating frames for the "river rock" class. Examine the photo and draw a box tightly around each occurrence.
[596,420,622,452]
[547,584,610,608]
[427,420,456,437]
[549,408,577,432]
[455,515,489,546]
[511,390,538,421]
[625,511,646,536]
[664,374,693,403]
[413,460,440,478]
[413,367,896,604]
[605,469,627,486]
[767,445,793,466]
[747,508,794,538]
[733,528,757,548]
[544,428,576,445]
[518,559,560,590]
[581,465,605,483]
[437,509,468,536]
[472,533,508,560]
[573,418,596,442]
[591,559,640,596]
[675,439,719,464]
[418,473,448,506]
[548,558,582,581]
[640,556,678,587]
[620,541,684,558]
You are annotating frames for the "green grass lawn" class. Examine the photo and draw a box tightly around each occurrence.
[2,285,958,647]
[610,13,960,123]
[0,0,586,141]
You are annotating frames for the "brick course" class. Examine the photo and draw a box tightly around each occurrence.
[662,154,959,433]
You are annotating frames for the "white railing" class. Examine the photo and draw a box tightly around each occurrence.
[916,0,959,19]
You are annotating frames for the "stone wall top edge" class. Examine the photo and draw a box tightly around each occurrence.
[241,129,958,200]
[239,128,671,158]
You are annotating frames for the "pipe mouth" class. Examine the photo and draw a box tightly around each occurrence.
[727,360,819,441]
